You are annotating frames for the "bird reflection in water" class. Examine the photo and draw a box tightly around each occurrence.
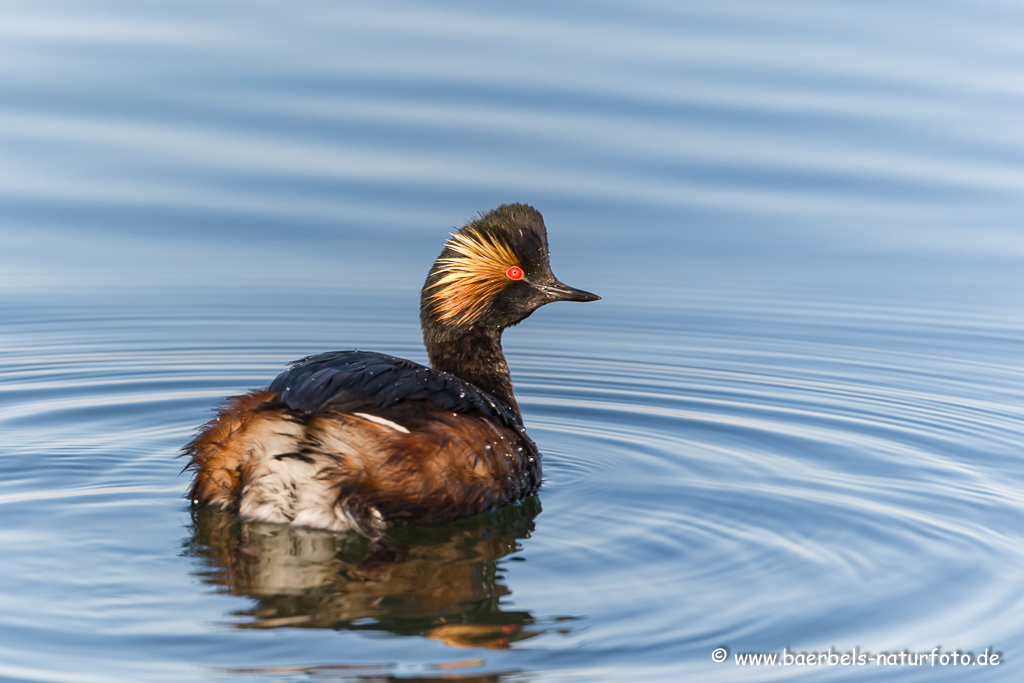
[186,496,573,649]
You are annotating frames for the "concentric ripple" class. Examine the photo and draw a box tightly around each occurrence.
[512,297,1024,674]
[1,288,1023,682]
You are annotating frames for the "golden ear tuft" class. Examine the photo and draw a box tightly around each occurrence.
[428,229,520,325]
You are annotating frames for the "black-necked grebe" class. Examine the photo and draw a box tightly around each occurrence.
[185,203,598,542]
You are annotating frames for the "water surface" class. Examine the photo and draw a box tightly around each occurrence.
[1,1,1023,681]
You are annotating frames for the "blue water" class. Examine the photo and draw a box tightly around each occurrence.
[2,1,1024,681]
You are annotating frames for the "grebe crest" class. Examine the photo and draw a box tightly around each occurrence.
[426,204,554,327]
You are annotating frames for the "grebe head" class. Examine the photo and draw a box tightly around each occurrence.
[420,204,599,334]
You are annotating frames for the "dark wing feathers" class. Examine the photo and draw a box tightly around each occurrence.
[268,350,523,429]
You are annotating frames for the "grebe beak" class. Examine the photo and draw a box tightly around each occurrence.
[537,280,601,303]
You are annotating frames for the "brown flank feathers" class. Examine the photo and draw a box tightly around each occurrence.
[186,389,281,508]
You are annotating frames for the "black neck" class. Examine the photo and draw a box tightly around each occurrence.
[422,325,519,416]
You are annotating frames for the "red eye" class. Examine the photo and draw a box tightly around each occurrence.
[506,266,524,280]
